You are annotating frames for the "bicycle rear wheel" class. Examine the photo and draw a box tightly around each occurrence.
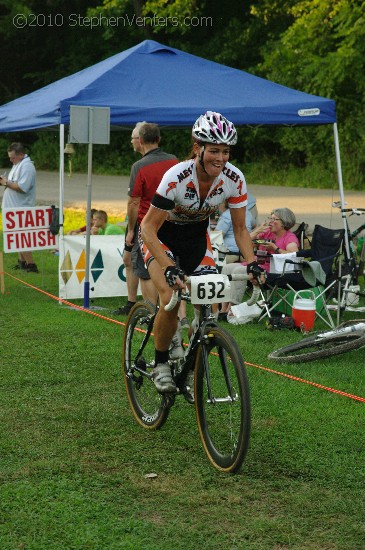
[268,322,365,363]
[122,302,170,429]
[194,326,251,474]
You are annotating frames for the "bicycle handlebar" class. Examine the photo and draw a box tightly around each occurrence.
[164,274,261,312]
[164,289,180,311]
[332,201,365,216]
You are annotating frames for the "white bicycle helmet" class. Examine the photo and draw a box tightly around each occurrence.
[192,111,238,145]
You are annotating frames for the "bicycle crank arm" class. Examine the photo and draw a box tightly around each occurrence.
[206,394,239,404]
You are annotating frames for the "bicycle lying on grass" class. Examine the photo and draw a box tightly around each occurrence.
[122,273,260,474]
[268,319,365,363]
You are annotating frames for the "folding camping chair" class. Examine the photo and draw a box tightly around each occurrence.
[258,225,346,328]
[292,221,311,249]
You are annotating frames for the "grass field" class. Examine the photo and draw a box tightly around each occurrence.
[1,216,365,549]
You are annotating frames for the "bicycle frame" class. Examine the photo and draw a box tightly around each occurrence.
[174,303,214,372]
[316,321,365,340]
[125,298,213,395]
[126,295,239,407]
[131,309,156,380]
[163,275,259,396]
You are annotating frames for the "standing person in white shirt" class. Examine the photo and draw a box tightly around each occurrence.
[0,142,38,272]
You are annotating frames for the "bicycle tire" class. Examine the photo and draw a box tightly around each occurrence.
[268,322,365,363]
[122,302,170,430]
[194,325,251,474]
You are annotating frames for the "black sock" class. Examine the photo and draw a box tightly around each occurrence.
[155,350,169,365]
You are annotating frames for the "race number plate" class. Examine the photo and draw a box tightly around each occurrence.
[189,274,231,304]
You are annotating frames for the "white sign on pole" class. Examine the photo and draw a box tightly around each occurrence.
[68,105,111,307]
[69,105,110,144]
[2,206,58,252]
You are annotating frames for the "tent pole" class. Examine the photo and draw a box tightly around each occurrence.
[333,123,350,256]
[59,124,65,236]
[83,110,94,309]
[58,125,65,305]
[333,122,350,325]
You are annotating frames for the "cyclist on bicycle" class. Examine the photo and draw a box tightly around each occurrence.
[140,111,265,393]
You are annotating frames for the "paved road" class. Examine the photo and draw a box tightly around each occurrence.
[33,170,365,234]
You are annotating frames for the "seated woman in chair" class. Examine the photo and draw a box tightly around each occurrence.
[219,208,300,319]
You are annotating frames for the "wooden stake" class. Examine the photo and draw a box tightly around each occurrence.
[0,251,4,294]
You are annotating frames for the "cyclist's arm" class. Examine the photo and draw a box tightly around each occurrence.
[140,205,174,271]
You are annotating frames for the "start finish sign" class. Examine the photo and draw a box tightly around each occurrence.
[2,206,58,253]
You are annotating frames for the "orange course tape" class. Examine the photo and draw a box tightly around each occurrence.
[4,270,365,404]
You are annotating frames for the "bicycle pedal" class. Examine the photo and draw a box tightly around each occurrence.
[163,394,176,408]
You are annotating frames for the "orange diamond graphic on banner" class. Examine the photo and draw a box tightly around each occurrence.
[75,250,86,283]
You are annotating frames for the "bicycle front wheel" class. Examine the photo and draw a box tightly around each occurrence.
[194,326,251,474]
[268,323,365,363]
[122,302,170,430]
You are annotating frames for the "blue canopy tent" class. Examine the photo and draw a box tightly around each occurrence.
[0,39,336,129]
[0,39,347,251]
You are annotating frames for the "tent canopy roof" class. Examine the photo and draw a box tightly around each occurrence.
[0,39,336,132]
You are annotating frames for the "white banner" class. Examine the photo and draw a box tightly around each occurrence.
[2,206,58,252]
[58,235,129,299]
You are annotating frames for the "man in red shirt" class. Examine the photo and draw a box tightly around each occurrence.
[125,123,178,304]
[112,123,145,316]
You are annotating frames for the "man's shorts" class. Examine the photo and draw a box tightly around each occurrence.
[132,232,151,280]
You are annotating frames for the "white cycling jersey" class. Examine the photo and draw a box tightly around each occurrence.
[151,159,247,223]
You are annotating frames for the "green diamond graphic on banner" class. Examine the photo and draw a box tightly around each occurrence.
[91,250,104,282]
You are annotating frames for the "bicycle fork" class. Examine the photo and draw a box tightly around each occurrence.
[201,332,238,404]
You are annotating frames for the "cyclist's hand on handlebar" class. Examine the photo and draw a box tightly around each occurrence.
[247,261,267,285]
[164,265,186,290]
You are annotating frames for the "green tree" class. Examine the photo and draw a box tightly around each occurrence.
[255,0,365,186]
[1,0,364,188]
[88,0,256,68]
[0,0,112,103]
